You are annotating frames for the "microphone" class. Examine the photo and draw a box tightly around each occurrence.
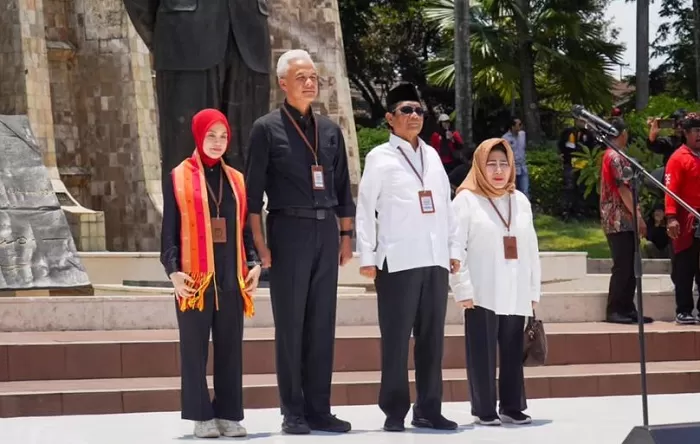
[572,105,619,137]
[622,165,634,181]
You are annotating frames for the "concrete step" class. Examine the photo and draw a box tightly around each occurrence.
[78,251,589,287]
[2,361,699,417]
[91,285,364,296]
[541,274,673,292]
[1,323,699,382]
[588,258,672,275]
[0,288,678,331]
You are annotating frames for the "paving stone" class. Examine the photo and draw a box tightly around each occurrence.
[1,395,700,443]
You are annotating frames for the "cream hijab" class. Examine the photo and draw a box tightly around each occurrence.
[455,138,516,199]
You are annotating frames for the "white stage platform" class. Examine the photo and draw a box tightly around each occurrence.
[2,394,699,443]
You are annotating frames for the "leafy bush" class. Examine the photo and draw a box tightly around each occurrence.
[624,94,700,140]
[527,148,565,215]
[357,126,389,170]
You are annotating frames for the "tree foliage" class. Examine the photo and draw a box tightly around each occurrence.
[339,0,447,124]
[424,0,624,112]
[651,0,698,99]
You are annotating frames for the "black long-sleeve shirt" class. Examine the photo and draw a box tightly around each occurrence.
[647,134,683,165]
[244,102,356,217]
[160,163,259,291]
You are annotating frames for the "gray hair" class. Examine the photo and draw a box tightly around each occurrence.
[276,49,316,78]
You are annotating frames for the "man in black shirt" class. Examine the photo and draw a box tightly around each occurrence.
[647,109,687,165]
[558,119,596,219]
[244,49,355,435]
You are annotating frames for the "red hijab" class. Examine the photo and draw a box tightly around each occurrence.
[191,109,232,167]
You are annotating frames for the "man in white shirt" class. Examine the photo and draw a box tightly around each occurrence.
[355,83,461,432]
[501,118,529,199]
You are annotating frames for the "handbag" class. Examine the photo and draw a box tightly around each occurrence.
[523,310,548,367]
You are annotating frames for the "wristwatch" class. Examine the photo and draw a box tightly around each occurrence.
[247,260,262,268]
[340,230,353,237]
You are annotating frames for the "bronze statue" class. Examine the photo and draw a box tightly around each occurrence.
[123,0,271,181]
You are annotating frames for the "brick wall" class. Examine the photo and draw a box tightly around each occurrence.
[268,0,361,188]
[0,1,26,116]
[45,0,162,251]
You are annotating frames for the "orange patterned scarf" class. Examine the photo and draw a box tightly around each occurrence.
[171,152,254,317]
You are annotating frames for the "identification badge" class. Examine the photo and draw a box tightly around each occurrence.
[418,190,435,214]
[311,165,325,190]
[504,236,518,259]
[211,218,227,243]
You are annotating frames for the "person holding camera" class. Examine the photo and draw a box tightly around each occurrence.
[647,109,687,164]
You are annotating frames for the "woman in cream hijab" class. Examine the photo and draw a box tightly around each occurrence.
[450,138,541,426]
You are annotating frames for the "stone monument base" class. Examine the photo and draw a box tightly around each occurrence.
[0,115,93,294]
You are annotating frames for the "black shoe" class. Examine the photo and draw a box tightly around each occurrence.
[500,411,532,425]
[605,312,635,324]
[474,414,501,426]
[306,413,351,433]
[411,415,458,430]
[383,417,405,432]
[628,311,654,324]
[282,416,310,435]
[676,313,697,325]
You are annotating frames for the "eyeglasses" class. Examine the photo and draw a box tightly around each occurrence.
[486,161,511,171]
[396,105,425,116]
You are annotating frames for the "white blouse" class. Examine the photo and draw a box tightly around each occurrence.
[449,190,541,317]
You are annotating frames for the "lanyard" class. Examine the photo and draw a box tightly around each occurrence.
[487,196,512,232]
[396,145,425,189]
[204,168,224,217]
[282,106,319,165]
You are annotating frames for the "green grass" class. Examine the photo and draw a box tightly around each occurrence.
[534,214,611,258]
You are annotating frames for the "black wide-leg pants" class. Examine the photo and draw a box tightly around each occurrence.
[671,238,700,314]
[606,231,637,316]
[375,264,449,421]
[464,306,527,417]
[176,284,244,421]
[267,213,339,418]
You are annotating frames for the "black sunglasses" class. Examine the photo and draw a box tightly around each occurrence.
[396,105,425,116]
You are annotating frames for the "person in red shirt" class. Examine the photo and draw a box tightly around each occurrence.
[599,118,650,324]
[665,113,700,324]
[430,114,464,173]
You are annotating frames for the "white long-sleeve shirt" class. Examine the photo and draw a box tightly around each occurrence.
[355,134,461,273]
[449,189,541,316]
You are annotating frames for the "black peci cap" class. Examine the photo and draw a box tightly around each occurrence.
[610,117,627,135]
[386,83,421,111]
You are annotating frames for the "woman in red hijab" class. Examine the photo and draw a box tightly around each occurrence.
[160,108,262,438]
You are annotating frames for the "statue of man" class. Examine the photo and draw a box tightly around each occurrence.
[123,0,271,181]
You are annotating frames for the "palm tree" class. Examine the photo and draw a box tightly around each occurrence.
[636,0,650,109]
[425,0,624,128]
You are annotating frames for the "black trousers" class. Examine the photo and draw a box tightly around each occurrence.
[606,231,637,316]
[156,32,270,182]
[562,164,581,216]
[464,306,527,418]
[672,238,700,314]
[267,214,339,418]
[375,264,449,420]
[176,284,244,421]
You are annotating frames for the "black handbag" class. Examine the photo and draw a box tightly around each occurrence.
[523,310,548,367]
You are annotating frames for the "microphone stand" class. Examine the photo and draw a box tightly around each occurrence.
[585,123,700,428]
